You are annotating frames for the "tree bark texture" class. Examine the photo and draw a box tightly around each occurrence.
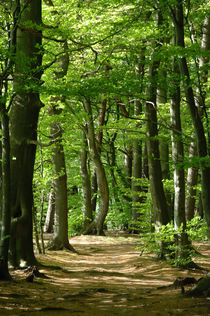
[9,0,42,267]
[145,62,169,230]
[170,49,189,260]
[90,98,107,213]
[173,1,210,237]
[83,99,109,235]
[0,111,11,279]
[47,43,74,251]
[80,131,92,231]
[185,142,198,221]
[44,189,55,233]
[157,70,172,220]
[132,99,143,222]
[48,120,74,250]
[131,48,145,223]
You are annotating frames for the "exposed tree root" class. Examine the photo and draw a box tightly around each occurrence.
[47,238,77,252]
[185,273,210,297]
[82,221,105,236]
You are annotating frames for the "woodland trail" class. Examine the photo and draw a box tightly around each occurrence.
[0,233,210,316]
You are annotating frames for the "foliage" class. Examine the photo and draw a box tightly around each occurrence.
[137,216,208,266]
[0,0,209,270]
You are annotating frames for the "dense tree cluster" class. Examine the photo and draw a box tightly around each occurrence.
[0,0,209,281]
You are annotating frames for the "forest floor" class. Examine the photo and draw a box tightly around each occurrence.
[0,233,210,316]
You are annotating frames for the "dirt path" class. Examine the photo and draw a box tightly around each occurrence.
[0,234,210,315]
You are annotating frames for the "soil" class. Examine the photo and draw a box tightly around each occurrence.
[0,233,210,316]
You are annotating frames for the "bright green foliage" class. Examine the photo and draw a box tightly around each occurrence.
[0,0,207,252]
[137,216,208,266]
[32,0,209,239]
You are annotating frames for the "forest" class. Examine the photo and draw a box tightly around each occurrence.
[0,0,210,314]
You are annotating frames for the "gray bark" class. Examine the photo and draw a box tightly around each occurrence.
[132,48,145,223]
[80,131,92,231]
[47,44,74,251]
[145,60,169,256]
[132,128,142,222]
[170,44,189,260]
[44,189,55,233]
[172,2,210,237]
[83,99,109,235]
[157,70,172,220]
[90,98,107,213]
[185,142,198,221]
[48,120,74,250]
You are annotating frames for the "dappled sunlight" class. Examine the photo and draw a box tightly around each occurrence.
[0,234,209,315]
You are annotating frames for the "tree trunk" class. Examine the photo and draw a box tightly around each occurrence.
[145,54,169,257]
[90,98,107,213]
[43,189,55,233]
[9,0,42,267]
[131,48,145,223]
[47,118,74,251]
[81,131,92,231]
[170,47,189,261]
[132,99,143,223]
[185,142,198,221]
[125,145,132,187]
[173,1,210,237]
[0,110,11,280]
[46,39,74,250]
[157,70,172,220]
[83,99,109,235]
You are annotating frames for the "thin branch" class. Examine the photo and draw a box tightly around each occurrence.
[81,46,118,78]
[28,139,59,147]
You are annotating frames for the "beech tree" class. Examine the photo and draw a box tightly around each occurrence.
[9,0,43,267]
[1,0,209,280]
[170,0,210,237]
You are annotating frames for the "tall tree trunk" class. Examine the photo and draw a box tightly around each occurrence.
[132,48,145,223]
[9,0,42,267]
[172,2,210,237]
[145,55,169,257]
[157,70,172,220]
[90,98,107,213]
[83,99,109,235]
[48,117,74,251]
[185,141,198,221]
[125,145,132,187]
[0,110,11,280]
[170,47,189,261]
[106,132,122,211]
[47,42,74,251]
[44,189,55,233]
[81,130,92,231]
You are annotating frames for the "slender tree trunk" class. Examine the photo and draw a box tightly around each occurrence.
[0,110,11,280]
[125,145,132,187]
[131,49,145,223]
[81,131,92,231]
[47,40,74,251]
[172,1,210,237]
[44,189,55,233]
[90,98,107,213]
[145,54,169,257]
[83,99,109,235]
[157,70,172,220]
[170,48,189,261]
[107,141,121,207]
[48,121,74,250]
[9,0,42,267]
[132,99,143,223]
[185,142,198,221]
